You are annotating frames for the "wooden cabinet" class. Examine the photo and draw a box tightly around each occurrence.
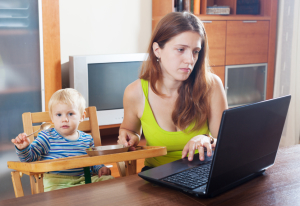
[152,0,278,99]
[203,21,226,66]
[226,21,269,65]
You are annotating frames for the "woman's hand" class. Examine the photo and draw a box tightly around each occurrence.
[11,133,30,150]
[98,166,111,177]
[182,135,216,161]
[117,129,140,151]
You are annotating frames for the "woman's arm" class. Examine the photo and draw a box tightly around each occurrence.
[208,74,228,139]
[118,79,144,148]
[182,74,228,161]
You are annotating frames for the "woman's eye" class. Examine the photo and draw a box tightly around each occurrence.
[177,48,184,52]
[194,50,200,54]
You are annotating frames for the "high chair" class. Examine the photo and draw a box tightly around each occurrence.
[7,106,167,197]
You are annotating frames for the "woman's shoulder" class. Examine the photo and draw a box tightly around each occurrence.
[209,73,224,91]
[124,79,144,101]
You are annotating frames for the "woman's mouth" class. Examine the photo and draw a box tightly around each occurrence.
[180,68,191,73]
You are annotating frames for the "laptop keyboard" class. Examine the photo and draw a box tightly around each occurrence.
[162,162,211,189]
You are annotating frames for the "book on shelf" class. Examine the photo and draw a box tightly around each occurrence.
[190,0,194,13]
[175,0,192,12]
[174,0,200,14]
[194,0,200,15]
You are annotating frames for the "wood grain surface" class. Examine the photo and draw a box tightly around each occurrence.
[2,145,300,206]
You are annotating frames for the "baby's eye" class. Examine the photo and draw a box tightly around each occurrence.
[56,113,61,117]
[68,113,73,116]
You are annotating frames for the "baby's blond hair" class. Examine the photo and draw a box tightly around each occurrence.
[48,88,86,116]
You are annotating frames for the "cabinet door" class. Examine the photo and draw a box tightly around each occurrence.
[226,21,269,65]
[203,21,226,66]
[210,66,225,87]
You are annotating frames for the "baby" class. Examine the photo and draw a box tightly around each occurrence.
[11,88,113,191]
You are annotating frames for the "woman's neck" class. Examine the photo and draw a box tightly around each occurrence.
[156,79,181,97]
[156,78,181,97]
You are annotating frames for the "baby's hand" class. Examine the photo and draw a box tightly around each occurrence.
[98,166,111,177]
[11,133,30,150]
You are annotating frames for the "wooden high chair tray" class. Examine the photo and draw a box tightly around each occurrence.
[7,146,166,173]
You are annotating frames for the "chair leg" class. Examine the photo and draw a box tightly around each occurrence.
[116,162,126,177]
[125,160,137,176]
[11,171,24,197]
[30,174,44,194]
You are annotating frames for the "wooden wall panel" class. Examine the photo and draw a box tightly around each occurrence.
[204,21,226,66]
[152,0,173,17]
[42,0,61,111]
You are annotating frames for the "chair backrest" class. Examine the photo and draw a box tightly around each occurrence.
[22,106,101,146]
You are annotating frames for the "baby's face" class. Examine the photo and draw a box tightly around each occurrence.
[50,103,84,139]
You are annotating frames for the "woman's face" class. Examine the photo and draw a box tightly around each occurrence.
[153,31,202,82]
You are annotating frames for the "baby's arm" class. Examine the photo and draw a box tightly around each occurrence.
[13,131,50,162]
[87,134,111,176]
[92,165,111,177]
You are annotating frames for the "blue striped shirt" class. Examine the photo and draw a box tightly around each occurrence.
[16,128,104,176]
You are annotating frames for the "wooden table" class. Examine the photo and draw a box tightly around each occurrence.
[2,145,300,206]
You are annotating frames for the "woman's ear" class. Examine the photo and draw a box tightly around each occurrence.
[152,42,161,58]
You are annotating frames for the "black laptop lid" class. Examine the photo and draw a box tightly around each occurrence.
[207,95,291,195]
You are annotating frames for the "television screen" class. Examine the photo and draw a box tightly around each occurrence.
[88,61,142,110]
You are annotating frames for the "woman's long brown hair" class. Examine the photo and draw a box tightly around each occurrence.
[139,12,213,133]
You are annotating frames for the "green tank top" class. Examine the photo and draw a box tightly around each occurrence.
[140,79,209,167]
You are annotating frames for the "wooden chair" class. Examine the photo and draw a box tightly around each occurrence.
[9,107,128,197]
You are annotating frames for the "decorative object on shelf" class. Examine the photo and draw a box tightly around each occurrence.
[207,5,230,15]
[236,0,260,15]
[175,0,191,12]
[194,0,200,15]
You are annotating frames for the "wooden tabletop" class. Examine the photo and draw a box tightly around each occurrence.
[2,145,300,206]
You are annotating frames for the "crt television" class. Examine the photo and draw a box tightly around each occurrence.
[69,53,147,126]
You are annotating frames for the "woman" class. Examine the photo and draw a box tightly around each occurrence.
[118,12,228,170]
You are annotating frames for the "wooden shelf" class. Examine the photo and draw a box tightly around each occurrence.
[99,124,120,130]
[197,15,271,21]
[153,15,270,22]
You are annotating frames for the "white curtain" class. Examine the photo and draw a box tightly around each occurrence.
[274,0,300,146]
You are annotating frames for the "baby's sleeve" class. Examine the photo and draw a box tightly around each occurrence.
[16,131,50,162]
[92,164,105,175]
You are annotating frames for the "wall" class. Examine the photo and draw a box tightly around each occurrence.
[59,0,152,88]
[274,0,300,146]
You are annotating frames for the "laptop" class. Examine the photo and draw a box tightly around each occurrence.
[138,95,291,197]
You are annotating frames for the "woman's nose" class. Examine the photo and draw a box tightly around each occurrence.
[184,51,195,65]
